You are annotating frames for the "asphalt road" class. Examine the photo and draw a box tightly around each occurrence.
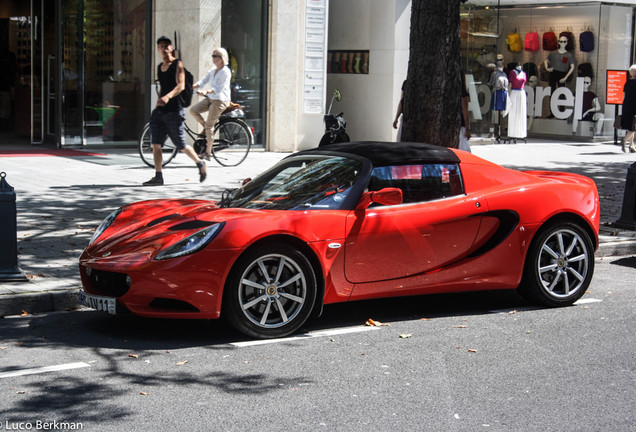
[1,256,634,431]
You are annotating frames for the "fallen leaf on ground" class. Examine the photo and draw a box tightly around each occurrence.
[365,319,389,327]
[139,392,150,396]
[467,349,478,353]
[20,311,29,316]
[128,354,139,359]
[176,360,188,366]
[399,334,412,339]
[454,325,468,328]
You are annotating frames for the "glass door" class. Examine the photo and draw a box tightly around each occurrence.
[60,0,147,146]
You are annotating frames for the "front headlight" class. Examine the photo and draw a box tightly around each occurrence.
[89,208,122,246]
[155,222,225,260]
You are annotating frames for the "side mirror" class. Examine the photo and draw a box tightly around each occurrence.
[356,187,403,209]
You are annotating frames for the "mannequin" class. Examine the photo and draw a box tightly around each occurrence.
[508,64,527,140]
[572,76,605,135]
[490,54,509,141]
[525,75,538,130]
[545,36,576,93]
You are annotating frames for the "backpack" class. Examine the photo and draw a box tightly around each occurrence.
[578,62,594,78]
[506,32,522,52]
[178,61,194,107]
[580,30,594,52]
[524,32,539,51]
[559,31,575,51]
[522,62,538,79]
[543,31,557,50]
[539,61,551,82]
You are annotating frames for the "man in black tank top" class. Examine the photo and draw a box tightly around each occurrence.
[143,36,207,185]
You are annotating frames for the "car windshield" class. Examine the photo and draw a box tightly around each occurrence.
[220,155,362,210]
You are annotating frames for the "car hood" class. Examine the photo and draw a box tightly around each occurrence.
[83,199,276,266]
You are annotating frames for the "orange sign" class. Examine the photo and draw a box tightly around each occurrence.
[606,70,628,105]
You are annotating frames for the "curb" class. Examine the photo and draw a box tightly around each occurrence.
[597,226,636,257]
[0,289,79,317]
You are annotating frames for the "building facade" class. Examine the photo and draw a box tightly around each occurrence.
[0,0,634,151]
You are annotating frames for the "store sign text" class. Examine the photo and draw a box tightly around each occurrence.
[467,76,589,121]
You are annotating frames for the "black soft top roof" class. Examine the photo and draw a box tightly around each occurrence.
[294,141,460,166]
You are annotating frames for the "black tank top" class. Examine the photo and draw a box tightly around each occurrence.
[157,60,182,112]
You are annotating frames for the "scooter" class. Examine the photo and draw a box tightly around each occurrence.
[318,89,350,147]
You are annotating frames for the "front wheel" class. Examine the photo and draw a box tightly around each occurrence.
[518,222,595,307]
[211,119,252,166]
[138,123,179,167]
[223,244,317,339]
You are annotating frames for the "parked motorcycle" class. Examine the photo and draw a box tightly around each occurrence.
[318,89,350,147]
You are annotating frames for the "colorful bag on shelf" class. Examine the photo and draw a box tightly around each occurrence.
[559,31,575,51]
[524,32,540,51]
[580,30,594,52]
[506,32,522,52]
[543,31,558,50]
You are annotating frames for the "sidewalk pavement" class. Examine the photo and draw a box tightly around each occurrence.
[1,138,635,317]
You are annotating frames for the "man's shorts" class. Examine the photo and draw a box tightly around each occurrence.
[149,108,187,150]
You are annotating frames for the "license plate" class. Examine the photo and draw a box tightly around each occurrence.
[79,291,116,315]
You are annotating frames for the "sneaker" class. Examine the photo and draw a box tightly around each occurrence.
[143,176,164,186]
[198,163,207,182]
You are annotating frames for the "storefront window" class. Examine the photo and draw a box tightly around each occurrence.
[62,0,147,145]
[461,1,635,140]
[222,0,267,146]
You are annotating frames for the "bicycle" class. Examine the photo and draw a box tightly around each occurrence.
[138,104,253,167]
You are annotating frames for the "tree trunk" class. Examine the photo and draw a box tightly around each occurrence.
[401,0,463,148]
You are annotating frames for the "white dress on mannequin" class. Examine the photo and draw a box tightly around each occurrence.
[508,66,527,139]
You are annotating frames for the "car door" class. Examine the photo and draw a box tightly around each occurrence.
[343,163,486,284]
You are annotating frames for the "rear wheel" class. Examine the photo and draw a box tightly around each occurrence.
[138,123,179,167]
[211,118,252,166]
[223,244,317,339]
[519,222,594,306]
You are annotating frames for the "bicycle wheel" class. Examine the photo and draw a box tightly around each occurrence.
[211,119,252,167]
[138,123,179,167]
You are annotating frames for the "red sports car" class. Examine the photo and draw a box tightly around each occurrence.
[79,142,599,339]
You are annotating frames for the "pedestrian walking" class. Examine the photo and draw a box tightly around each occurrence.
[393,80,406,141]
[621,64,636,153]
[143,36,207,186]
[190,47,232,161]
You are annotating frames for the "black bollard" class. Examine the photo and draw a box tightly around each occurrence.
[614,162,636,231]
[0,172,27,281]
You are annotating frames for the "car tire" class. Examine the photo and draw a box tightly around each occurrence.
[223,244,317,339]
[519,222,594,307]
